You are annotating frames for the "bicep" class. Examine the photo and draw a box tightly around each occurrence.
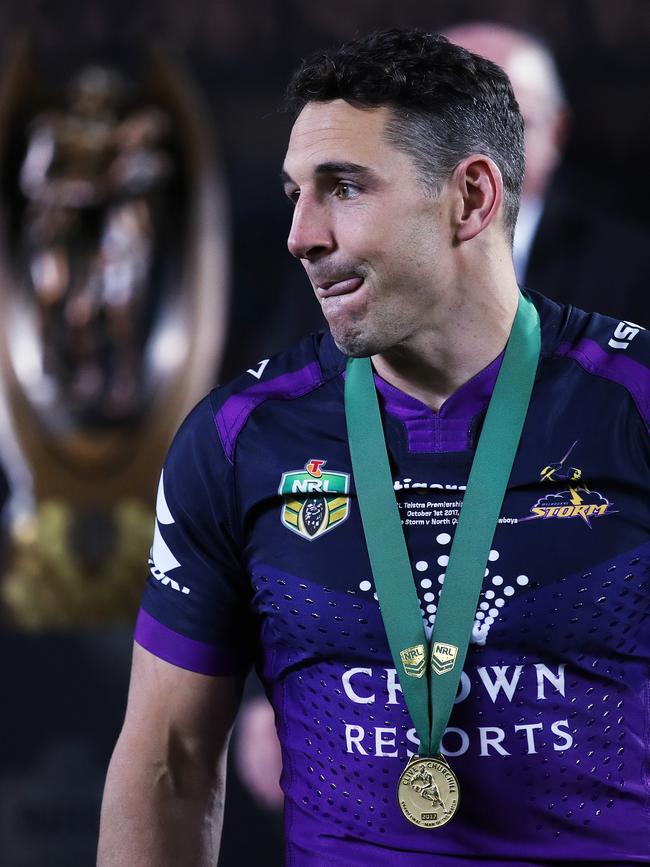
[120,642,244,770]
[99,646,242,864]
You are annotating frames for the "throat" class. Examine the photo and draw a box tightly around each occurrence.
[370,355,473,412]
[370,289,519,411]
[371,334,510,412]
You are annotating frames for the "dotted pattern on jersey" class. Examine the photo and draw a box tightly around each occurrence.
[356,532,530,644]
[249,545,650,854]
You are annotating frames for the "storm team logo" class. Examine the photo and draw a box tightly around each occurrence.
[279,459,350,540]
[522,441,616,528]
[525,488,615,527]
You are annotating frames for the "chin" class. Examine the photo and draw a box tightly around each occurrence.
[330,326,381,359]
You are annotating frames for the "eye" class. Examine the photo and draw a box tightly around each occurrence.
[284,187,300,206]
[335,181,360,200]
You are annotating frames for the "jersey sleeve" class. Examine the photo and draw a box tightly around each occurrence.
[555,309,650,436]
[135,393,255,677]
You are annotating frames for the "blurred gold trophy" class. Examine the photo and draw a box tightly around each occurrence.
[0,42,229,627]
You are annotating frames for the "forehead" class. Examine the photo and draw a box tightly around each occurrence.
[283,99,401,179]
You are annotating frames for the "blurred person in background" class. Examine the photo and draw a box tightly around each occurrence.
[444,21,650,326]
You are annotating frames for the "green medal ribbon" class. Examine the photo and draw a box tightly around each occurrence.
[344,292,540,758]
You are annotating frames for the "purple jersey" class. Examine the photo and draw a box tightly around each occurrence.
[137,292,650,865]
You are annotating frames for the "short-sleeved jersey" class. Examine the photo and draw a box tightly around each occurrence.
[136,291,650,866]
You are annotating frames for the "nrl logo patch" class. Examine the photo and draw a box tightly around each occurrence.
[400,644,427,678]
[279,459,350,541]
[431,642,458,676]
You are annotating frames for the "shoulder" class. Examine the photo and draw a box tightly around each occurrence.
[552,304,650,429]
[211,331,345,463]
[163,332,343,476]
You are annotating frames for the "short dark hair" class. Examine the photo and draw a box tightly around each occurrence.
[285,28,524,244]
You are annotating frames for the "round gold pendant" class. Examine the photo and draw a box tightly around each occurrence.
[397,755,460,828]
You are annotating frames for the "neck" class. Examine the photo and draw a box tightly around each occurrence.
[372,280,520,412]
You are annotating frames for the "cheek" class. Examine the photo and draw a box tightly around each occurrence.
[337,203,398,252]
[367,222,420,271]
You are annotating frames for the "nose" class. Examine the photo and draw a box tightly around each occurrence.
[287,195,334,260]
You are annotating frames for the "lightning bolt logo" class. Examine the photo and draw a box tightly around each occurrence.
[523,441,617,528]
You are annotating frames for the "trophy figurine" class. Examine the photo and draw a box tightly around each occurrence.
[0,42,230,627]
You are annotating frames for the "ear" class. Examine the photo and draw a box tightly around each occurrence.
[452,155,503,243]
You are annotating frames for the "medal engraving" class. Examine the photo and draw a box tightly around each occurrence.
[397,756,460,828]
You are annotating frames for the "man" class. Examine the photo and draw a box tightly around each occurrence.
[98,29,650,866]
[235,21,650,818]
[444,21,650,325]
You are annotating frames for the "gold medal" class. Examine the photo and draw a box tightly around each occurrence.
[397,755,460,828]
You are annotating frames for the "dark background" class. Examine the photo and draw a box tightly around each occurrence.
[0,1,649,864]
[1,0,646,380]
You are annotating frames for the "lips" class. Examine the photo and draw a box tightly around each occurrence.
[316,277,364,298]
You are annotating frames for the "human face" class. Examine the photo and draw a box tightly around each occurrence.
[282,100,455,357]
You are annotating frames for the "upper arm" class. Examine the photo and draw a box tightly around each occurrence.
[120,642,244,768]
[137,396,256,680]
[99,645,243,864]
[122,397,251,765]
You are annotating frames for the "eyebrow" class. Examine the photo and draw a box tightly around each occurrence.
[280,161,375,186]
